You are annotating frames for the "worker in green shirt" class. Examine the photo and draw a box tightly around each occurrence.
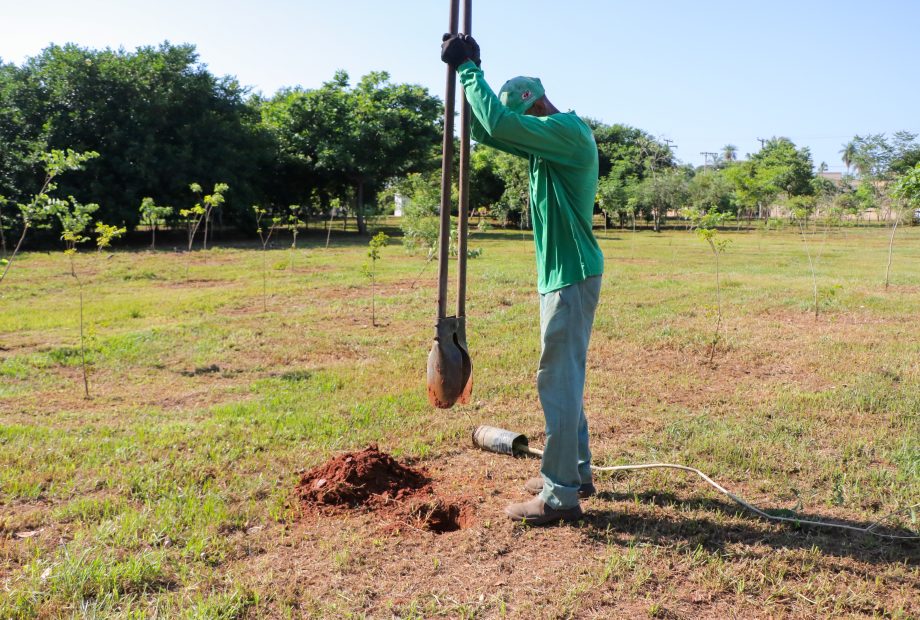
[442,34,604,525]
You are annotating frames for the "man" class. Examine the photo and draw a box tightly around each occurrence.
[442,34,604,525]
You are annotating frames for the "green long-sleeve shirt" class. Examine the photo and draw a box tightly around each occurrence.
[457,61,603,294]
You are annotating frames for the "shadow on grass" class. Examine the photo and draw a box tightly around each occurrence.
[582,490,920,566]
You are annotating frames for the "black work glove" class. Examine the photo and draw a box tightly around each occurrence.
[441,33,481,69]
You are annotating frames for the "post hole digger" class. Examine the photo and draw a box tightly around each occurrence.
[427,0,473,410]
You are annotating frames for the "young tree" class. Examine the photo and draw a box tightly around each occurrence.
[0,195,7,257]
[138,197,173,249]
[253,204,281,311]
[363,231,389,326]
[190,182,228,249]
[887,163,920,288]
[683,206,731,364]
[0,149,98,285]
[56,197,100,398]
[181,182,228,252]
[286,204,305,270]
[94,222,126,253]
[788,195,821,320]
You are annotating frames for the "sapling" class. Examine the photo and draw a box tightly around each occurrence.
[0,149,99,285]
[0,194,8,258]
[789,196,820,320]
[363,231,389,326]
[286,204,305,270]
[56,197,100,399]
[888,163,920,289]
[138,197,173,250]
[193,182,229,250]
[182,182,229,252]
[253,204,281,311]
[683,206,731,364]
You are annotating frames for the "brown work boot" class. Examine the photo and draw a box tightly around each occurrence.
[524,477,596,499]
[505,495,583,526]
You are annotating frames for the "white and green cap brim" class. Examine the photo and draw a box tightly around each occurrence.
[498,76,545,115]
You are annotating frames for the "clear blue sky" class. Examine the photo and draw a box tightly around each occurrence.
[3,0,918,170]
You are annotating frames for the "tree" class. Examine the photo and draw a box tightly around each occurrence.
[725,137,814,221]
[2,43,271,230]
[386,172,441,253]
[722,144,738,163]
[252,204,281,311]
[190,182,228,249]
[364,232,389,326]
[261,71,442,235]
[788,195,821,319]
[630,169,688,232]
[138,197,173,250]
[682,206,731,363]
[688,169,735,216]
[55,196,100,399]
[587,122,674,229]
[596,169,631,230]
[887,162,920,287]
[0,149,98,285]
[840,140,857,176]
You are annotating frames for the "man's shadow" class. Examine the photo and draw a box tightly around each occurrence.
[580,489,919,566]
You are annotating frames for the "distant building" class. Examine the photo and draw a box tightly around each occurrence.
[817,171,855,190]
[394,193,407,217]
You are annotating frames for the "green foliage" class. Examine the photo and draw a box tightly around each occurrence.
[891,162,920,206]
[630,169,689,232]
[364,231,389,326]
[688,169,735,215]
[139,197,173,249]
[449,228,483,259]
[182,182,229,251]
[0,43,270,229]
[260,71,441,234]
[286,204,305,246]
[95,221,126,252]
[469,145,529,226]
[723,137,814,219]
[367,231,389,263]
[0,148,99,284]
[388,172,441,253]
[139,197,173,228]
[596,170,632,227]
[56,197,99,253]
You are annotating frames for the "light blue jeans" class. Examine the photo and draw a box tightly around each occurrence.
[537,275,602,509]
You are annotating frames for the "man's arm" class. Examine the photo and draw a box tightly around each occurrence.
[457,61,590,166]
[469,114,529,159]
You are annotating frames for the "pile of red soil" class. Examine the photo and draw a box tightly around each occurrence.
[295,445,433,509]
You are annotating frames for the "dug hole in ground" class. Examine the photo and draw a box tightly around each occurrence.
[294,445,474,534]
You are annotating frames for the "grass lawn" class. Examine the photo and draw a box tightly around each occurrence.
[1,221,918,618]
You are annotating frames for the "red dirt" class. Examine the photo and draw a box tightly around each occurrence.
[294,445,474,533]
[295,445,432,509]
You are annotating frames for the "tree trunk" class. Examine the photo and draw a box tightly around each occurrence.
[355,182,367,235]
[885,210,901,289]
[0,202,7,258]
[0,223,31,285]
